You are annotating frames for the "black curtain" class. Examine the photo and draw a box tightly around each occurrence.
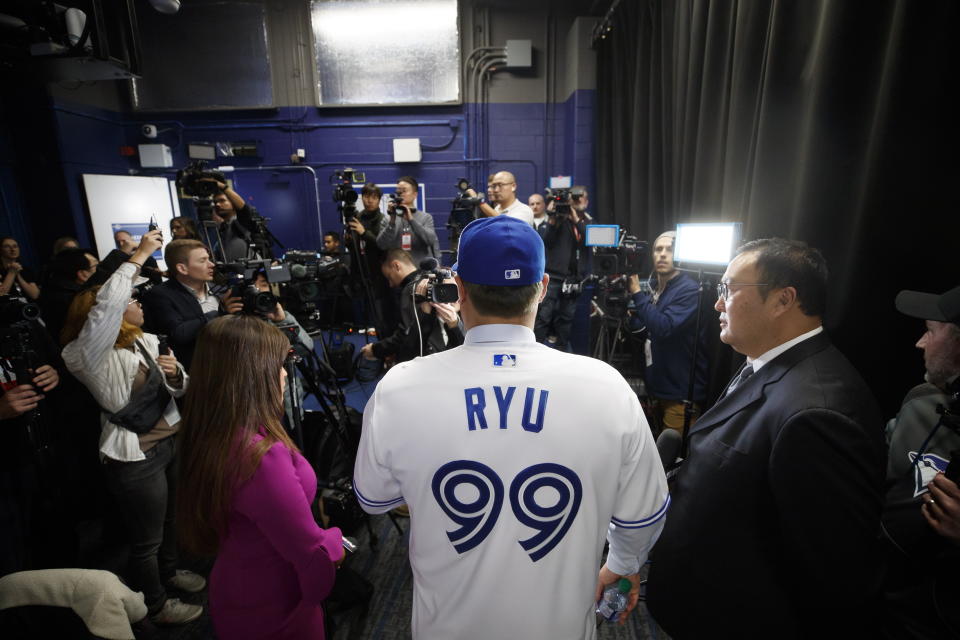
[596,0,957,414]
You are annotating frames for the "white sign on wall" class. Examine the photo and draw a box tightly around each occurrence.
[82,174,181,270]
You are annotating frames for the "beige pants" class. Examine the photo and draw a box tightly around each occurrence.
[653,398,699,435]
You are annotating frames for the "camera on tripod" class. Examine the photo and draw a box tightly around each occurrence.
[176,160,225,221]
[414,259,459,304]
[215,258,291,316]
[593,235,648,277]
[331,168,365,222]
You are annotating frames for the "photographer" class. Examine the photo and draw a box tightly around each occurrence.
[376,176,440,267]
[1,237,40,301]
[141,239,242,371]
[60,230,204,625]
[1,297,62,576]
[627,231,708,433]
[359,249,462,365]
[534,189,586,350]
[465,171,534,226]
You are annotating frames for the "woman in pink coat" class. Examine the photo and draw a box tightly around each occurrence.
[177,315,343,639]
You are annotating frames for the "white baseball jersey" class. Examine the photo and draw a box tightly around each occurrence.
[354,324,669,639]
[495,200,535,226]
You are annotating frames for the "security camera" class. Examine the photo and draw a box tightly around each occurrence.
[142,124,158,139]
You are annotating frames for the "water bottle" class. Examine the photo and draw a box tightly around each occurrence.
[596,578,632,622]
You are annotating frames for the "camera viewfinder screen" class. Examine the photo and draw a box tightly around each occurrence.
[585,225,620,247]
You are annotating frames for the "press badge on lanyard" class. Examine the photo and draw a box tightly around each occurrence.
[401,232,412,251]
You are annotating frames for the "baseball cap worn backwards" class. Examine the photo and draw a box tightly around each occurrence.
[895,285,960,327]
[452,216,545,286]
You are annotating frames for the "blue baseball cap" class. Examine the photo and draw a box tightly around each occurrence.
[452,216,545,286]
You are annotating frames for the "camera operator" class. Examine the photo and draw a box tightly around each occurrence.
[876,285,960,638]
[141,239,243,371]
[626,230,708,433]
[345,183,393,332]
[359,249,462,365]
[1,237,40,301]
[534,190,587,350]
[1,298,62,576]
[206,176,258,262]
[376,176,440,267]
[464,171,534,226]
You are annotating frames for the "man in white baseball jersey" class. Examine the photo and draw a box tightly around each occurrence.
[354,215,669,639]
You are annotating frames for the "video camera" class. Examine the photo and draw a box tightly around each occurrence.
[331,168,365,223]
[176,160,224,199]
[215,258,290,316]
[0,296,40,326]
[593,235,648,277]
[544,187,574,219]
[414,258,459,304]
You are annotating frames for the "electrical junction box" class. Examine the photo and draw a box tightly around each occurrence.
[138,144,173,168]
[505,40,532,68]
[393,138,422,163]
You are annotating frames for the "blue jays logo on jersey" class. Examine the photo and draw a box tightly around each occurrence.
[493,354,517,367]
[909,450,950,497]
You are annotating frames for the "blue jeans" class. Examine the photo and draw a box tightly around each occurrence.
[103,436,178,614]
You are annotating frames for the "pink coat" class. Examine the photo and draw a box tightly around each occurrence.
[210,438,343,640]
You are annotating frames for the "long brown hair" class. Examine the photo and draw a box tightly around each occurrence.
[60,286,144,348]
[176,315,296,556]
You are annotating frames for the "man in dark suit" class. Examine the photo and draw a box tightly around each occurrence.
[646,238,886,638]
[141,239,241,371]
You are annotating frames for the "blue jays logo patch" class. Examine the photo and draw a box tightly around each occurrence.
[909,451,950,497]
[493,354,517,367]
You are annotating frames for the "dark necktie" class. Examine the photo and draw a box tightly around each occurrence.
[724,364,755,397]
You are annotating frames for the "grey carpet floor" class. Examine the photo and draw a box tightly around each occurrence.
[330,514,670,640]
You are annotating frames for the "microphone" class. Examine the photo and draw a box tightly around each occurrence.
[419,257,439,271]
[656,429,683,471]
[290,264,307,279]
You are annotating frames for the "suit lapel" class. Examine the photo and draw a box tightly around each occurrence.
[689,332,833,437]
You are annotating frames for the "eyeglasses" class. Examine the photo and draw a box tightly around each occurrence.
[488,182,514,190]
[716,282,769,300]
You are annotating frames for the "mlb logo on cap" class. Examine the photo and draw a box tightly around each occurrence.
[452,216,545,286]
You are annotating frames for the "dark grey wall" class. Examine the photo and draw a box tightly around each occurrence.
[45,0,598,112]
